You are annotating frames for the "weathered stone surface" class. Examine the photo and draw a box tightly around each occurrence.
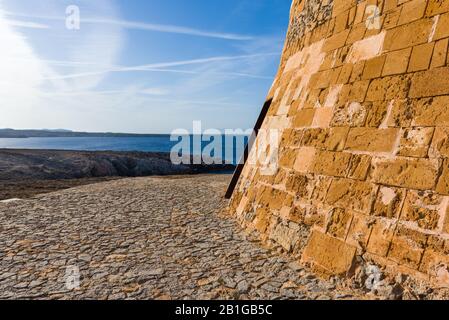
[388,226,428,269]
[347,154,371,180]
[371,158,439,190]
[410,68,449,98]
[430,127,449,158]
[373,187,405,219]
[326,208,353,239]
[345,212,373,249]
[311,151,351,177]
[302,231,356,276]
[229,0,449,285]
[366,219,396,257]
[383,18,434,51]
[401,191,445,231]
[436,160,449,195]
[383,48,412,76]
[345,128,399,153]
[412,96,449,127]
[397,127,434,158]
[326,178,376,213]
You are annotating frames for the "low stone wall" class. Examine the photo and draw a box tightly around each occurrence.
[229,0,449,287]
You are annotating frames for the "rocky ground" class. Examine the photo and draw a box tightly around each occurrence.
[0,177,123,201]
[0,174,446,300]
[0,174,368,300]
[0,149,234,181]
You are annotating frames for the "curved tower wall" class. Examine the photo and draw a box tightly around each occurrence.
[229,0,449,285]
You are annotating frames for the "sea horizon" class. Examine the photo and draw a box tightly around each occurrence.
[0,135,248,165]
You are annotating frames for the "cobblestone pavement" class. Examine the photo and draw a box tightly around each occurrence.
[0,175,365,300]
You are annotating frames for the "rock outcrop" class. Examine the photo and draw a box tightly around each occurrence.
[229,0,449,288]
[0,149,234,181]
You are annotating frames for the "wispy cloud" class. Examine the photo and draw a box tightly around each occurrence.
[41,53,278,80]
[5,19,49,29]
[83,18,253,40]
[4,11,253,40]
[139,87,169,96]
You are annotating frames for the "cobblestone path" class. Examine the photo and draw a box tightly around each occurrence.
[0,175,362,300]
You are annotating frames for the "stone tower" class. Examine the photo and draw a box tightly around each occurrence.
[229,0,449,286]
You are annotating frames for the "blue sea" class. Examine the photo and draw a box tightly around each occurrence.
[0,135,248,165]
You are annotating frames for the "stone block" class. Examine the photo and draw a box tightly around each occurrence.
[371,157,440,190]
[362,55,386,79]
[326,178,376,213]
[293,108,316,128]
[433,12,449,40]
[366,100,388,127]
[436,159,449,195]
[337,63,354,84]
[270,223,299,252]
[323,29,350,52]
[384,75,412,100]
[398,0,427,25]
[312,107,334,128]
[285,172,312,198]
[382,48,412,76]
[397,127,434,158]
[364,77,387,101]
[301,231,357,276]
[333,0,357,17]
[326,207,353,239]
[345,128,399,153]
[311,150,352,177]
[310,176,334,204]
[408,42,435,72]
[431,38,448,69]
[426,0,449,16]
[401,190,445,231]
[253,208,271,234]
[348,80,370,102]
[346,212,374,249]
[383,18,434,51]
[388,226,428,269]
[429,127,449,158]
[420,248,449,287]
[331,102,368,127]
[383,9,401,30]
[347,154,372,180]
[366,218,396,257]
[279,148,297,169]
[349,61,366,83]
[385,99,415,127]
[412,96,449,126]
[410,68,449,98]
[301,127,349,151]
[373,186,406,219]
[294,147,317,173]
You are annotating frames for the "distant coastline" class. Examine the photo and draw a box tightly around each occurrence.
[0,128,170,138]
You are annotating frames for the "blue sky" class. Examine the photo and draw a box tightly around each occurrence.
[0,0,291,133]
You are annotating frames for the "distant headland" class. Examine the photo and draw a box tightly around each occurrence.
[0,128,168,138]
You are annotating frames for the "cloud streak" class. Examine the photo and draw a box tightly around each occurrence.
[5,19,49,29]
[83,18,253,40]
[41,53,278,80]
[4,11,253,40]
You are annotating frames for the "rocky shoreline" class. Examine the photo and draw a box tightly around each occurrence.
[0,149,235,200]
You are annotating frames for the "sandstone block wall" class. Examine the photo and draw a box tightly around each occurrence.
[229,0,449,285]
